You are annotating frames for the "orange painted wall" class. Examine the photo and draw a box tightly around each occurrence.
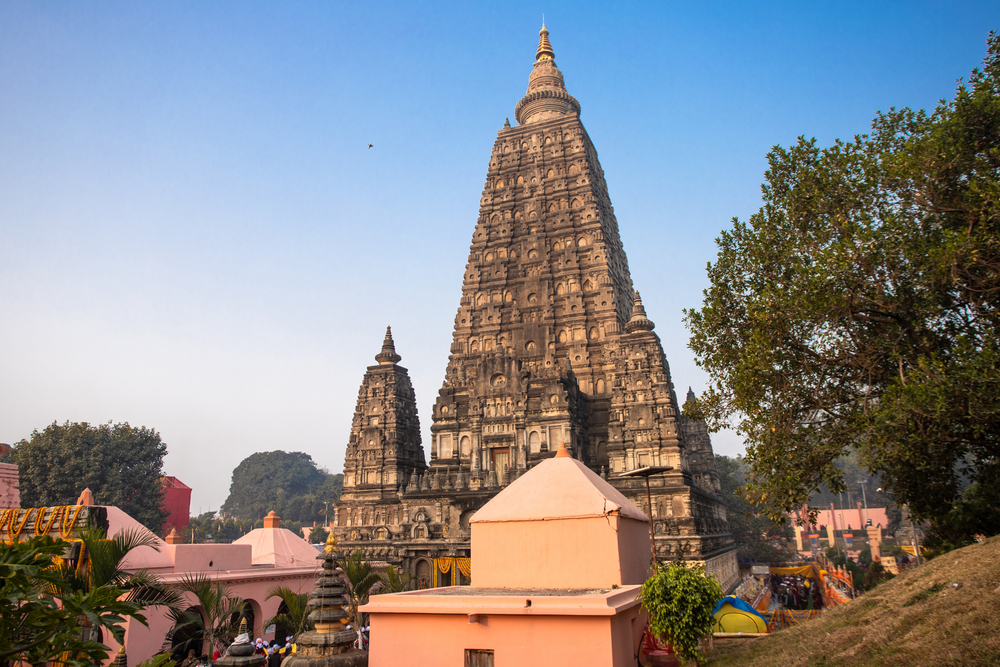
[369,609,645,667]
[472,515,651,589]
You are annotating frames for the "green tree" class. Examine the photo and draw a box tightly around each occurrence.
[164,574,244,656]
[715,454,789,561]
[308,525,329,543]
[638,563,722,665]
[684,33,1000,549]
[10,421,169,531]
[0,535,147,667]
[263,585,313,638]
[220,451,327,523]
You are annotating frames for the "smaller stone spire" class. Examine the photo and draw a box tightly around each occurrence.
[625,292,656,333]
[687,386,696,404]
[113,645,127,667]
[375,326,402,365]
[536,22,554,61]
[515,23,580,125]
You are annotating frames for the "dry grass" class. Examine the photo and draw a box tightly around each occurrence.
[706,535,1000,667]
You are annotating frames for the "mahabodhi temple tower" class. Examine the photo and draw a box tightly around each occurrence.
[334,25,737,590]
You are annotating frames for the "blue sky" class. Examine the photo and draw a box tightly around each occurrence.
[2,1,997,513]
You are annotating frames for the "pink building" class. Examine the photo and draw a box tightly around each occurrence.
[363,446,650,667]
[99,507,320,664]
[794,504,890,532]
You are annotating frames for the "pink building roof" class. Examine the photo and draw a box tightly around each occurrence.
[232,524,321,567]
[471,453,647,523]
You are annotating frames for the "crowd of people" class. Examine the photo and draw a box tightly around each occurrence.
[770,574,824,611]
[253,636,296,667]
[176,636,296,667]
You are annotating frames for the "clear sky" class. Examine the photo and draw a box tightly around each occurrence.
[2,1,997,514]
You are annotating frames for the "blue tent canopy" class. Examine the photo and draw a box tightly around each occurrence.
[712,595,767,621]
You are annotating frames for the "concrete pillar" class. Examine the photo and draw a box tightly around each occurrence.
[867,525,882,561]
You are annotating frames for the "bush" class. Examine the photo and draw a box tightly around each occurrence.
[859,547,873,565]
[863,562,895,591]
[638,563,723,665]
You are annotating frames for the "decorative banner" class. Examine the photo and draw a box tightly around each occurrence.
[843,533,853,548]
[808,533,819,549]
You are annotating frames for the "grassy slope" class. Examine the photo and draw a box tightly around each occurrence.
[707,536,1000,667]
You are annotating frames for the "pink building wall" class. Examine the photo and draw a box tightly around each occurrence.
[472,515,650,589]
[108,565,318,663]
[368,602,644,667]
[796,506,890,531]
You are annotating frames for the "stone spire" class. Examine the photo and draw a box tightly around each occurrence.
[515,23,580,125]
[375,326,402,365]
[282,530,365,666]
[307,531,352,633]
[625,292,655,333]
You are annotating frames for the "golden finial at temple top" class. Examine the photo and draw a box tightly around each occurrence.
[536,20,554,62]
[324,527,338,553]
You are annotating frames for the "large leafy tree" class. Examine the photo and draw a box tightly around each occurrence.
[685,33,1000,549]
[220,451,335,524]
[10,421,168,531]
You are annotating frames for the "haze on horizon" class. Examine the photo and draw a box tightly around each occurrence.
[2,1,996,513]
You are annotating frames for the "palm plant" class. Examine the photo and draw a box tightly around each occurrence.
[164,573,245,656]
[51,526,183,646]
[374,565,411,595]
[61,526,183,609]
[262,585,313,638]
[343,550,381,647]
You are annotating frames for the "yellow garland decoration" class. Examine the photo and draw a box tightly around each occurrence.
[0,508,11,535]
[437,557,453,574]
[75,540,88,581]
[455,557,472,579]
[8,508,36,543]
[60,505,84,538]
[35,506,64,536]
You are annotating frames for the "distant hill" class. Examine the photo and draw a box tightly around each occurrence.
[708,536,1000,667]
